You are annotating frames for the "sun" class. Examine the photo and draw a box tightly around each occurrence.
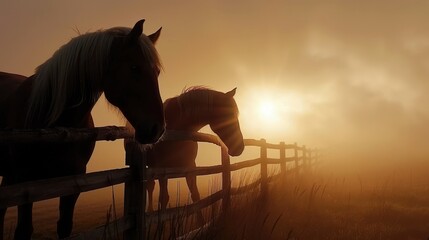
[258,100,278,122]
[238,86,310,138]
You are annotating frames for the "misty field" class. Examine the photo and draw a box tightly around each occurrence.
[3,161,429,240]
[208,165,429,240]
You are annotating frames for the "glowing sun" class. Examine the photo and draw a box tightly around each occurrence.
[238,86,309,137]
[258,100,278,122]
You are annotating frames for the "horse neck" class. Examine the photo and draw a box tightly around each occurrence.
[55,99,96,128]
[31,77,98,128]
[1,76,96,128]
[165,96,211,132]
[27,30,112,128]
[0,75,34,128]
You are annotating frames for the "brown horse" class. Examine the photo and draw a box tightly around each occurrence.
[126,87,244,216]
[0,20,165,240]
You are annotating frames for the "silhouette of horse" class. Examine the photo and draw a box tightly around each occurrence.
[0,20,165,240]
[125,87,244,217]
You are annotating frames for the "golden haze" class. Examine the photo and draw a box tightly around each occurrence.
[0,1,428,181]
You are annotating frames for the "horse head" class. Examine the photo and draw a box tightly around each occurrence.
[104,20,165,144]
[209,88,244,156]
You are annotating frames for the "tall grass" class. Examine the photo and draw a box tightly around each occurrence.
[201,168,429,240]
[122,166,429,239]
[4,165,429,240]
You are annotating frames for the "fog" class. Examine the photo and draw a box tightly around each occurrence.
[1,0,428,174]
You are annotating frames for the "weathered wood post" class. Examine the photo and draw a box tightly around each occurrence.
[260,138,268,197]
[303,145,308,174]
[314,148,319,166]
[221,145,231,210]
[279,141,286,175]
[293,142,299,178]
[123,140,147,240]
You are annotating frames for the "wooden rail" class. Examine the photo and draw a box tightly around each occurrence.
[0,168,131,208]
[0,126,319,240]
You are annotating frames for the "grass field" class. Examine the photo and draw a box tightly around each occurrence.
[207,164,429,240]
[3,162,429,239]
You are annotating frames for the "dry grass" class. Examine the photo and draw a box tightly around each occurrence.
[203,168,429,240]
[4,165,429,240]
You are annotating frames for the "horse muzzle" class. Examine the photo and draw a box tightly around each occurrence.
[228,142,245,156]
[134,122,165,144]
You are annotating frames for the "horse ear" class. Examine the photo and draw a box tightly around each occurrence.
[225,88,237,97]
[148,27,162,44]
[128,19,145,39]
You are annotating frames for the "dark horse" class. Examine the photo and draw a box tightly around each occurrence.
[0,20,165,240]
[125,87,244,216]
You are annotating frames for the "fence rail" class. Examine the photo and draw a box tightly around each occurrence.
[0,126,132,143]
[0,126,319,240]
[0,168,131,208]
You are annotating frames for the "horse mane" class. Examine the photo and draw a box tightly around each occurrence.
[26,26,161,127]
[174,86,215,120]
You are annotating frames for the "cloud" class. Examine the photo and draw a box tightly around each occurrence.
[1,0,428,168]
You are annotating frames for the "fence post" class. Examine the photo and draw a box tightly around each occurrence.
[221,146,231,210]
[293,142,299,178]
[279,141,286,175]
[314,148,319,166]
[260,139,268,198]
[123,141,146,240]
[303,145,308,174]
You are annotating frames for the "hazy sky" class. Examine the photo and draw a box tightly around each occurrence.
[1,1,428,170]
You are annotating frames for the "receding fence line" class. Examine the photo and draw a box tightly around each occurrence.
[0,126,319,240]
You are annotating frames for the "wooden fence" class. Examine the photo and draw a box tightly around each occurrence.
[0,126,318,240]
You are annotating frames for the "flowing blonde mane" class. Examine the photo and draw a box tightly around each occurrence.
[26,26,161,127]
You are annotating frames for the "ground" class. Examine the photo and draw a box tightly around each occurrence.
[3,163,429,239]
